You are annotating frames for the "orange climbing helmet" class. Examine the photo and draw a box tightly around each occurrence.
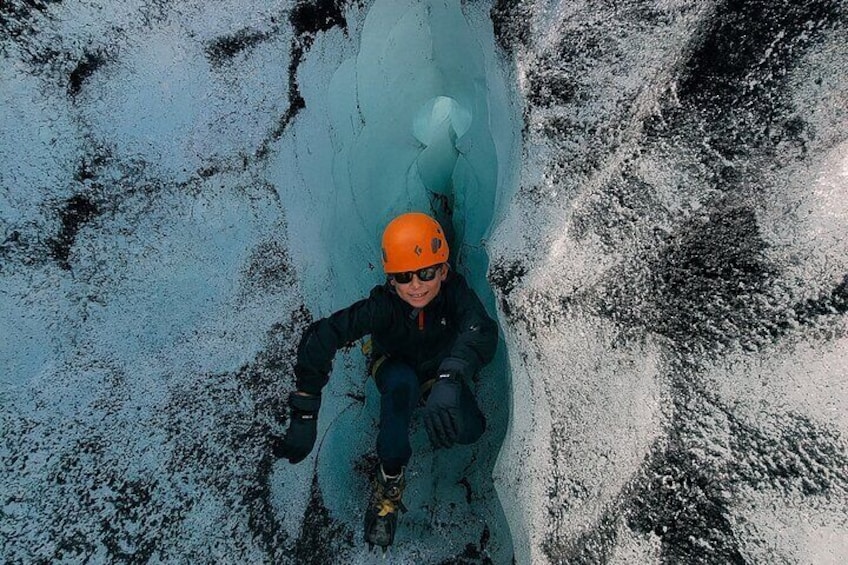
[381,212,449,273]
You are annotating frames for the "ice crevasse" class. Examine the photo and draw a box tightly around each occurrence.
[2,0,848,563]
[270,0,520,561]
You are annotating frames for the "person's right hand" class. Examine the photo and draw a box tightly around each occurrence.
[272,392,321,464]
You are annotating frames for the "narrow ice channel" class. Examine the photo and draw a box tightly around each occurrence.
[268,0,522,560]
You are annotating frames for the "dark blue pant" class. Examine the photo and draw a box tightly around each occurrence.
[376,359,486,474]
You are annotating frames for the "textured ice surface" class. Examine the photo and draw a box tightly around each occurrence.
[2,0,516,562]
[3,0,848,564]
[489,0,848,563]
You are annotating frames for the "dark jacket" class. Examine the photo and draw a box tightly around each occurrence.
[294,272,498,395]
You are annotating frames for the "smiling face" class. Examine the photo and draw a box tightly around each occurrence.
[390,264,448,308]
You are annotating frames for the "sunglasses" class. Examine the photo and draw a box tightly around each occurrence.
[389,264,443,284]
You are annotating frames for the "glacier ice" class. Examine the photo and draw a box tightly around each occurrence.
[2,0,848,564]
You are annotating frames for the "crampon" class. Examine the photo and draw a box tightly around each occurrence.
[364,466,407,553]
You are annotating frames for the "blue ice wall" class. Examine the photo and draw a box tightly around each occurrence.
[268,1,520,560]
[277,0,517,301]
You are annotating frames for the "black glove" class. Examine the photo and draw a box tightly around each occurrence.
[272,392,321,464]
[424,373,462,449]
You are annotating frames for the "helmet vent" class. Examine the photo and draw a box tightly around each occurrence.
[414,245,423,256]
[431,238,442,253]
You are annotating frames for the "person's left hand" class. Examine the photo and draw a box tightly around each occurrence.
[424,373,462,448]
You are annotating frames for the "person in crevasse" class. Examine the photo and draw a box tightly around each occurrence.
[271,211,498,550]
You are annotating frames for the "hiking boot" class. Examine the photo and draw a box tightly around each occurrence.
[364,465,407,550]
